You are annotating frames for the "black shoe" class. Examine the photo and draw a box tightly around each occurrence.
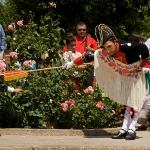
[125,130,136,140]
[111,130,127,139]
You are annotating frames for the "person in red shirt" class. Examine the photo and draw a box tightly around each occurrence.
[74,22,98,54]
[63,22,98,88]
[63,22,98,54]
[75,22,98,87]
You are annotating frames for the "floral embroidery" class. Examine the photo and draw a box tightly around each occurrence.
[99,53,142,79]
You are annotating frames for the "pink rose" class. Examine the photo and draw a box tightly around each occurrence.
[70,103,74,107]
[0,64,3,72]
[83,86,94,95]
[83,88,89,94]
[88,86,94,94]
[61,103,65,107]
[0,60,6,72]
[10,52,18,59]
[111,109,116,114]
[62,107,68,112]
[61,102,68,108]
[8,24,14,30]
[100,105,104,110]
[96,103,100,108]
[96,101,104,110]
[23,60,30,66]
[69,99,75,105]
[61,102,68,112]
[96,101,103,108]
[17,20,23,26]
[0,60,6,67]
[65,100,69,104]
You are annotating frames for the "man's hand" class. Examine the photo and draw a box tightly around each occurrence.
[85,45,94,53]
[14,88,23,93]
[65,61,75,69]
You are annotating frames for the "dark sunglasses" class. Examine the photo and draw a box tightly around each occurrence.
[78,29,86,31]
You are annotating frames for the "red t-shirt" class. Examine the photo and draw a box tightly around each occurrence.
[63,35,98,54]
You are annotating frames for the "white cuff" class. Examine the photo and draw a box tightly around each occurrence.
[7,86,15,92]
[65,61,74,69]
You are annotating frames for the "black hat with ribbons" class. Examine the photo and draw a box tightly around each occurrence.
[95,24,116,47]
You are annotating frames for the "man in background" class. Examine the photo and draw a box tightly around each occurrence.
[63,22,98,88]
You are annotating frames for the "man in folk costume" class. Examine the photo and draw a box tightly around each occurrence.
[65,23,150,140]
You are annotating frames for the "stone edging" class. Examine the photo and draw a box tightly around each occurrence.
[0,128,121,136]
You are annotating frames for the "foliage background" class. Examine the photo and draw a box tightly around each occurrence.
[0,65,121,129]
[0,0,150,128]
[1,0,150,39]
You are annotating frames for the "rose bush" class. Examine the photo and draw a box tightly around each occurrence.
[0,63,122,129]
[0,4,122,129]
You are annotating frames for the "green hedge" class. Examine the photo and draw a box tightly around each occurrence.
[0,66,121,129]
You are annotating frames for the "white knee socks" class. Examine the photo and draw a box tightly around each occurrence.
[120,106,140,133]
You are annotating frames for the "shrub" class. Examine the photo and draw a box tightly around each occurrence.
[0,65,121,128]
[0,4,121,129]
